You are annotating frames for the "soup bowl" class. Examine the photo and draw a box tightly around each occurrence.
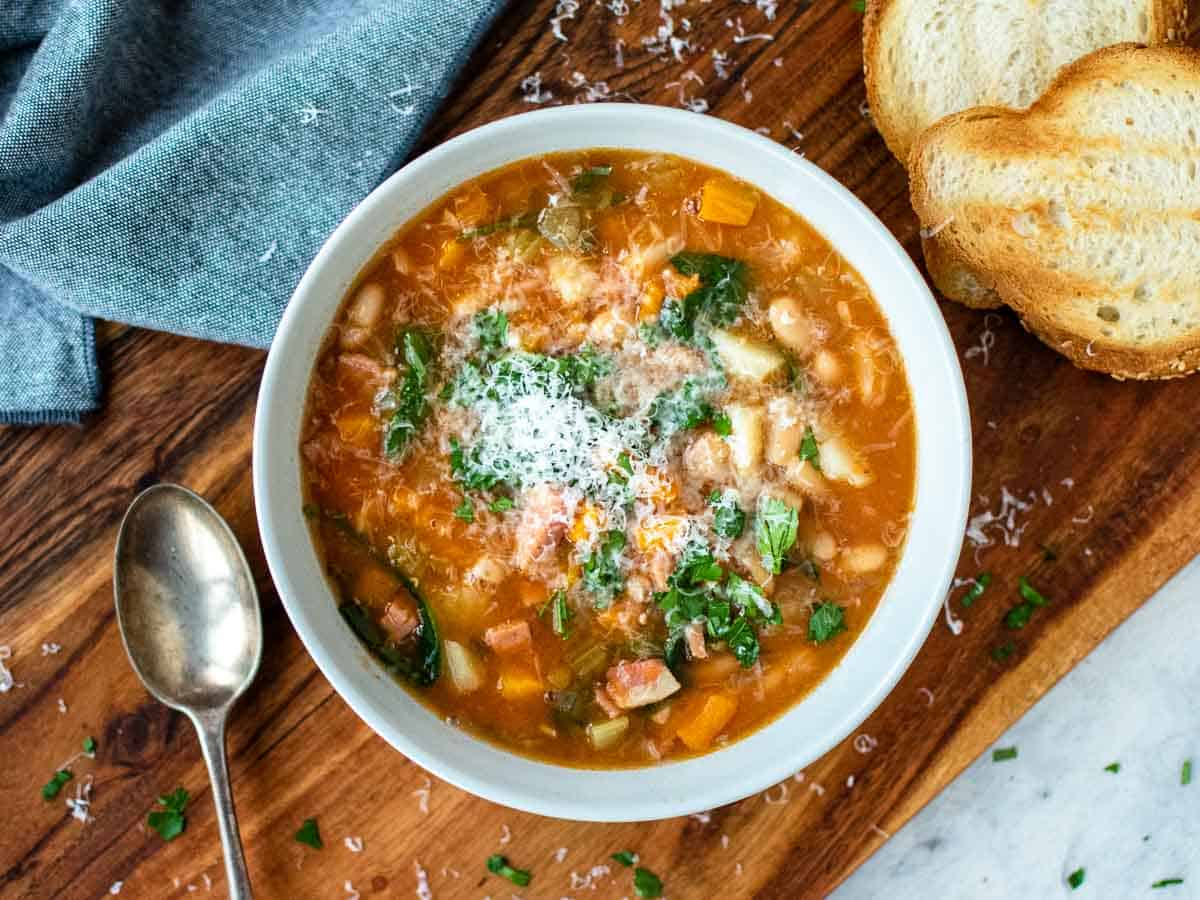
[253,104,971,821]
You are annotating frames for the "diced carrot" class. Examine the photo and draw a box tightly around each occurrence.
[637,279,665,322]
[675,692,739,750]
[333,410,377,447]
[698,177,758,226]
[438,237,466,270]
[498,665,543,700]
[635,515,687,553]
[636,467,677,505]
[452,186,492,227]
[570,500,605,544]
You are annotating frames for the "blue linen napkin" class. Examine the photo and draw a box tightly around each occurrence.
[0,0,505,424]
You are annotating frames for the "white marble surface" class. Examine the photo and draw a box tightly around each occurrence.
[838,555,1200,899]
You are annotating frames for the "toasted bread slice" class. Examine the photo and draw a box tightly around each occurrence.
[864,0,1188,165]
[910,44,1200,380]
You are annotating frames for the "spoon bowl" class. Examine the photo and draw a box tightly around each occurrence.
[114,483,261,899]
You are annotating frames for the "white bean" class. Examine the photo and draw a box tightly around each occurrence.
[842,543,888,574]
[811,531,837,562]
[768,296,817,354]
[813,349,844,385]
[725,403,764,474]
[348,282,385,328]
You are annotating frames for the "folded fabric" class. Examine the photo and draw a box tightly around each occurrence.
[0,0,504,424]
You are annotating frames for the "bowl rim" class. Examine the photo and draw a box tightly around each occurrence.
[253,103,971,822]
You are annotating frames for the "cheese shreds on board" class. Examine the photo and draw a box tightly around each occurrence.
[0,645,14,692]
[414,861,433,900]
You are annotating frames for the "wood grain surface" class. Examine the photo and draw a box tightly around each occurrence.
[3,2,1200,898]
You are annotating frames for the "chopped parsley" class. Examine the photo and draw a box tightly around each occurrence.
[1104,762,1121,773]
[549,590,573,638]
[712,411,733,436]
[294,817,323,849]
[489,496,514,513]
[82,736,97,755]
[583,530,627,608]
[710,489,745,539]
[992,746,1019,763]
[571,164,613,193]
[42,769,72,801]
[808,601,846,643]
[649,375,722,437]
[1183,759,1193,786]
[1152,879,1184,889]
[1068,868,1086,890]
[960,573,992,607]
[383,329,437,460]
[609,451,635,485]
[611,850,639,867]
[449,438,504,491]
[1004,602,1034,630]
[633,866,664,898]
[1017,576,1048,607]
[755,497,799,575]
[453,497,475,522]
[457,211,537,242]
[148,787,189,842]
[991,641,1015,662]
[850,0,866,11]
[798,426,821,470]
[659,252,749,341]
[473,307,508,350]
[486,855,532,887]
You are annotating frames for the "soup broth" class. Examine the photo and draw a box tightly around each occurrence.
[301,150,916,766]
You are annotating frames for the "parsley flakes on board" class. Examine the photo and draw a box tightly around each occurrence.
[148,787,189,842]
[486,854,532,887]
[295,817,323,849]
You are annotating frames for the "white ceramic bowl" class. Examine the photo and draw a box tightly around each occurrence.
[254,104,971,822]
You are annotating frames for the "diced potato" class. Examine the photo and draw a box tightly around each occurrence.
[698,178,758,226]
[587,715,629,750]
[444,640,484,693]
[843,543,888,574]
[811,531,837,561]
[438,237,466,270]
[347,282,385,328]
[676,692,739,750]
[819,434,873,487]
[547,255,599,306]
[765,396,803,466]
[783,459,830,496]
[498,665,543,700]
[709,328,786,382]
[725,403,764,474]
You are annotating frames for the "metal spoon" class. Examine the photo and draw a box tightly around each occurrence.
[114,483,261,899]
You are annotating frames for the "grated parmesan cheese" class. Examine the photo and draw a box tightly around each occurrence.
[0,645,14,692]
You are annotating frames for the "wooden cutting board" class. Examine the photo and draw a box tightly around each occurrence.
[4,3,1200,897]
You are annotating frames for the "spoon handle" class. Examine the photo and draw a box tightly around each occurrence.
[193,712,254,899]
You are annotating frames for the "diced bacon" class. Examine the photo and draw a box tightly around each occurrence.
[381,600,418,642]
[483,620,533,655]
[605,659,681,709]
[595,686,622,719]
[514,484,570,572]
[684,622,708,660]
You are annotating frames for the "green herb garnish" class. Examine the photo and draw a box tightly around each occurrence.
[1004,602,1034,630]
[991,641,1016,661]
[992,746,1018,763]
[1152,879,1184,889]
[583,530,627,608]
[458,211,538,242]
[295,817,323,849]
[550,590,573,638]
[1183,759,1193,786]
[649,375,722,437]
[634,866,664,898]
[755,497,799,575]
[808,601,846,644]
[1017,576,1048,607]
[148,787,189,842]
[612,850,638,867]
[473,307,508,350]
[42,770,72,801]
[489,497,514,513]
[961,573,992,608]
[798,426,821,470]
[82,736,97,755]
[454,497,475,522]
[383,329,437,459]
[849,0,866,11]
[486,855,532,887]
[1068,868,1086,890]
[1104,762,1121,773]
[660,252,749,341]
[709,490,745,540]
[712,411,732,436]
